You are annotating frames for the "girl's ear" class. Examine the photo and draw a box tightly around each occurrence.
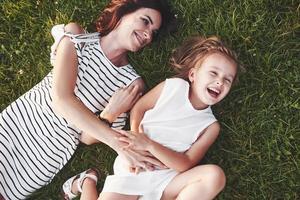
[188,68,196,83]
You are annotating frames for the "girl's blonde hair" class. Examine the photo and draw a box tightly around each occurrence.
[170,36,238,81]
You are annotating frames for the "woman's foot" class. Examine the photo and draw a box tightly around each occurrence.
[62,168,99,200]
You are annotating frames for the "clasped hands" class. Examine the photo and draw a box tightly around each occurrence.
[116,130,166,174]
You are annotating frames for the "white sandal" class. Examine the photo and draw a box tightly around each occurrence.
[62,168,99,200]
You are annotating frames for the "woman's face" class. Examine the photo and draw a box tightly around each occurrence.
[115,8,162,52]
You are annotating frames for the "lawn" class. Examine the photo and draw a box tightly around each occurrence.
[0,0,299,199]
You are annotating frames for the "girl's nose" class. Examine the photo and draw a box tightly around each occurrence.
[216,79,224,86]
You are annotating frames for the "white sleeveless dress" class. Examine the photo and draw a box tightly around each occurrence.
[0,25,140,200]
[102,78,217,200]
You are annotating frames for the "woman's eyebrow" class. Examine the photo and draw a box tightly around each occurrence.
[145,15,153,25]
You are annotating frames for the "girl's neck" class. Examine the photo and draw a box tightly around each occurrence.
[189,86,208,110]
[100,33,128,67]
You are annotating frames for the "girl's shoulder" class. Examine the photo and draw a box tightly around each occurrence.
[165,77,189,90]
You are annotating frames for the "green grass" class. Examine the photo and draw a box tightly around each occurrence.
[0,0,299,199]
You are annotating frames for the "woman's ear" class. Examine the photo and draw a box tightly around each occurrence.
[188,68,196,83]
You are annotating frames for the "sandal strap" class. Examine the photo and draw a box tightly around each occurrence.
[77,170,98,193]
[62,174,79,199]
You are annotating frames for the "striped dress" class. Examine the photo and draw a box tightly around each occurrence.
[0,29,140,200]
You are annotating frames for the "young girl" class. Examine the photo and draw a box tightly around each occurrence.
[67,36,238,200]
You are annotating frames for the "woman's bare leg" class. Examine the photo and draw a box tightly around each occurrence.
[64,22,85,34]
[161,164,226,200]
[66,169,99,200]
[80,176,98,200]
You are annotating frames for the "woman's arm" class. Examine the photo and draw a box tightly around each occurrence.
[51,36,128,151]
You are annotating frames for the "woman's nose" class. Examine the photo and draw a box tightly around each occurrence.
[143,29,151,40]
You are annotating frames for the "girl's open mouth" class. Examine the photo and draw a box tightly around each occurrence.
[207,87,220,98]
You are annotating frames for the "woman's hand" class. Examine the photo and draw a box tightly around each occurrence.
[117,146,165,173]
[101,84,142,122]
[118,130,152,151]
[114,133,166,173]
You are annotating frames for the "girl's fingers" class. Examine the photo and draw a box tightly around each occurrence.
[127,84,138,93]
[137,150,153,157]
[132,92,143,106]
[134,167,140,174]
[129,166,135,173]
[145,163,155,171]
[121,84,133,93]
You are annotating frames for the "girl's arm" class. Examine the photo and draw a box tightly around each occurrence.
[130,81,165,133]
[121,122,220,172]
[149,122,220,172]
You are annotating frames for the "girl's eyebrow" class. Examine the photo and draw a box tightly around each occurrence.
[145,15,153,25]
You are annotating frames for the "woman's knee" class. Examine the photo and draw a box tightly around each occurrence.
[65,22,85,34]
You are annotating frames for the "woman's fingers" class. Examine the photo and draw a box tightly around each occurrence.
[118,137,132,148]
[118,130,130,136]
[126,148,164,169]
[143,156,165,168]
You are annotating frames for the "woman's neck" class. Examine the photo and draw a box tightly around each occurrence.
[100,33,129,67]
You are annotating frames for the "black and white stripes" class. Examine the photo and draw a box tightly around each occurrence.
[0,33,140,199]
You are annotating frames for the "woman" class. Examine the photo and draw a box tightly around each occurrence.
[0,0,176,199]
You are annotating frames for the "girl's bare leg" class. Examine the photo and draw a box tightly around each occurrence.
[98,192,138,200]
[161,164,226,200]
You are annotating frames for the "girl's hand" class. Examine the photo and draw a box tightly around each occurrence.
[118,148,165,173]
[118,130,151,151]
[101,85,142,122]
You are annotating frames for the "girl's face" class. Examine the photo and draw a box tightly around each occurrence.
[114,8,162,52]
[188,53,237,110]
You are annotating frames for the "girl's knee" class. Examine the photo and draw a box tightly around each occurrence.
[205,164,226,191]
